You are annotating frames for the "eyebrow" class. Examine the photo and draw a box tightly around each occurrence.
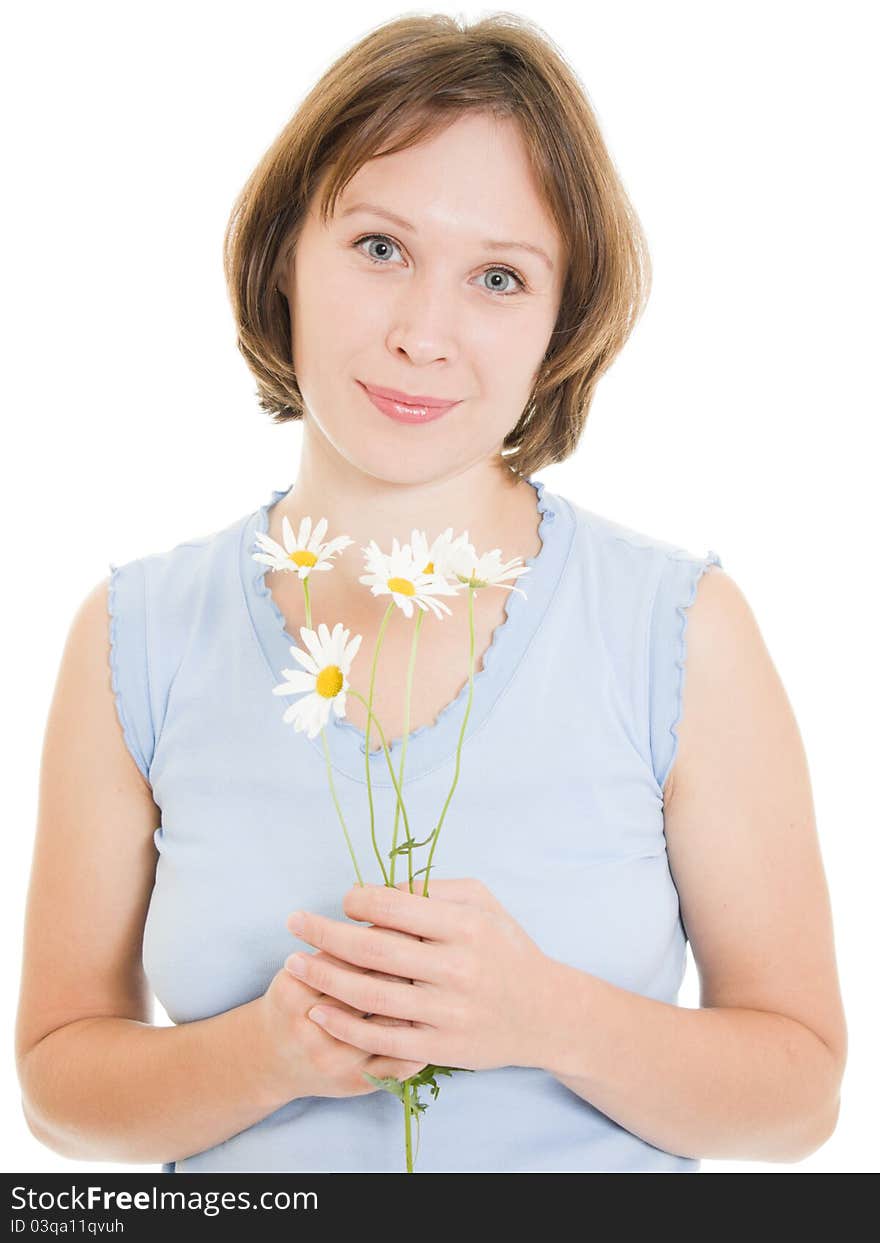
[338,200,555,273]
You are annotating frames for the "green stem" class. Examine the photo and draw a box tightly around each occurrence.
[390,606,425,888]
[360,602,396,885]
[421,585,477,898]
[348,689,413,865]
[404,1079,413,1172]
[302,575,312,629]
[302,571,420,1176]
[359,601,424,1174]
[301,574,366,885]
[304,572,421,1174]
[319,727,364,886]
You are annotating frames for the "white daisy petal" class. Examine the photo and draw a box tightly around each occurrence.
[291,647,320,674]
[281,514,297,552]
[292,694,315,731]
[299,627,325,665]
[310,516,329,547]
[321,535,354,557]
[344,633,362,664]
[273,670,316,694]
[329,624,345,663]
[308,696,332,739]
[431,596,454,617]
[253,531,288,556]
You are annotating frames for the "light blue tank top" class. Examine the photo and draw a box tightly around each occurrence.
[107,475,722,1173]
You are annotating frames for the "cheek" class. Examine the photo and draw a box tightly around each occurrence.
[477,309,544,362]
[293,281,375,377]
[475,319,547,398]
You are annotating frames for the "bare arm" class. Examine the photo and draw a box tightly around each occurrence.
[15,577,296,1166]
[541,962,841,1163]
[19,1003,296,1166]
[543,568,847,1162]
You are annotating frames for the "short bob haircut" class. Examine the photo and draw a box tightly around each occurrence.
[223,12,651,481]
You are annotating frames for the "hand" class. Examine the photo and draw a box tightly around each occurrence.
[283,877,555,1072]
[259,945,429,1100]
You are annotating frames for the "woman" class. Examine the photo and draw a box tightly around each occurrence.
[15,14,846,1173]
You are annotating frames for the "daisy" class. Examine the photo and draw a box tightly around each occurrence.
[434,535,531,598]
[408,528,466,584]
[253,513,354,580]
[272,622,362,739]
[359,532,460,619]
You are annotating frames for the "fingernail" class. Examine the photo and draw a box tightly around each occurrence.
[288,911,306,934]
[309,1007,328,1023]
[286,953,307,976]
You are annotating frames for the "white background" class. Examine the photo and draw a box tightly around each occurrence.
[3,0,877,1174]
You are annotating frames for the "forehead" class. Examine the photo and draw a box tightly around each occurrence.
[330,112,561,263]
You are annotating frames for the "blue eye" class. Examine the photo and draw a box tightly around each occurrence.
[352,233,526,297]
[478,267,524,296]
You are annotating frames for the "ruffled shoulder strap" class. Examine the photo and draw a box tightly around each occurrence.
[107,522,238,787]
[648,547,724,795]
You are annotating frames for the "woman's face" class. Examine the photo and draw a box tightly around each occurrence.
[278,110,565,486]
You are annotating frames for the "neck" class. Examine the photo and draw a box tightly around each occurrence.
[270,425,539,594]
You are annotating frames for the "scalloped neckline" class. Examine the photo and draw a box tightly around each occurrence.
[240,474,576,785]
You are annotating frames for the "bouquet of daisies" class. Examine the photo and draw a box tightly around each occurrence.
[252,510,530,1172]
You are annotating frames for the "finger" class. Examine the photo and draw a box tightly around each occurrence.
[312,948,387,977]
[364,1058,427,1085]
[282,957,407,1019]
[287,909,438,982]
[285,949,428,1023]
[394,877,502,913]
[307,1001,423,1061]
[312,948,417,1018]
[311,992,413,1026]
[341,881,480,944]
[313,945,415,986]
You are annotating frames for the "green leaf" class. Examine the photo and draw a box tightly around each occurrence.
[362,1064,474,1170]
[360,1071,406,1102]
[405,1063,474,1100]
[388,828,436,858]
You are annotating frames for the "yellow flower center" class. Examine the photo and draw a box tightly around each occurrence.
[387,576,416,596]
[315,664,344,698]
[422,561,434,575]
[289,549,318,567]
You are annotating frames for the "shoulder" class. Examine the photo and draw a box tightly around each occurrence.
[100,511,251,774]
[564,498,719,595]
[555,495,728,795]
[665,563,774,804]
[677,561,756,655]
[563,496,722,612]
[565,497,690,560]
[109,510,247,605]
[560,499,676,599]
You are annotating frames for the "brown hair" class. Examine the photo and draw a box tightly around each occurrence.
[223,12,651,479]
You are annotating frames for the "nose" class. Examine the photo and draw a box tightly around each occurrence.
[384,268,460,367]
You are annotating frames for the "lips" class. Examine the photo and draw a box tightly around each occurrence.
[359,381,460,407]
[356,380,461,425]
